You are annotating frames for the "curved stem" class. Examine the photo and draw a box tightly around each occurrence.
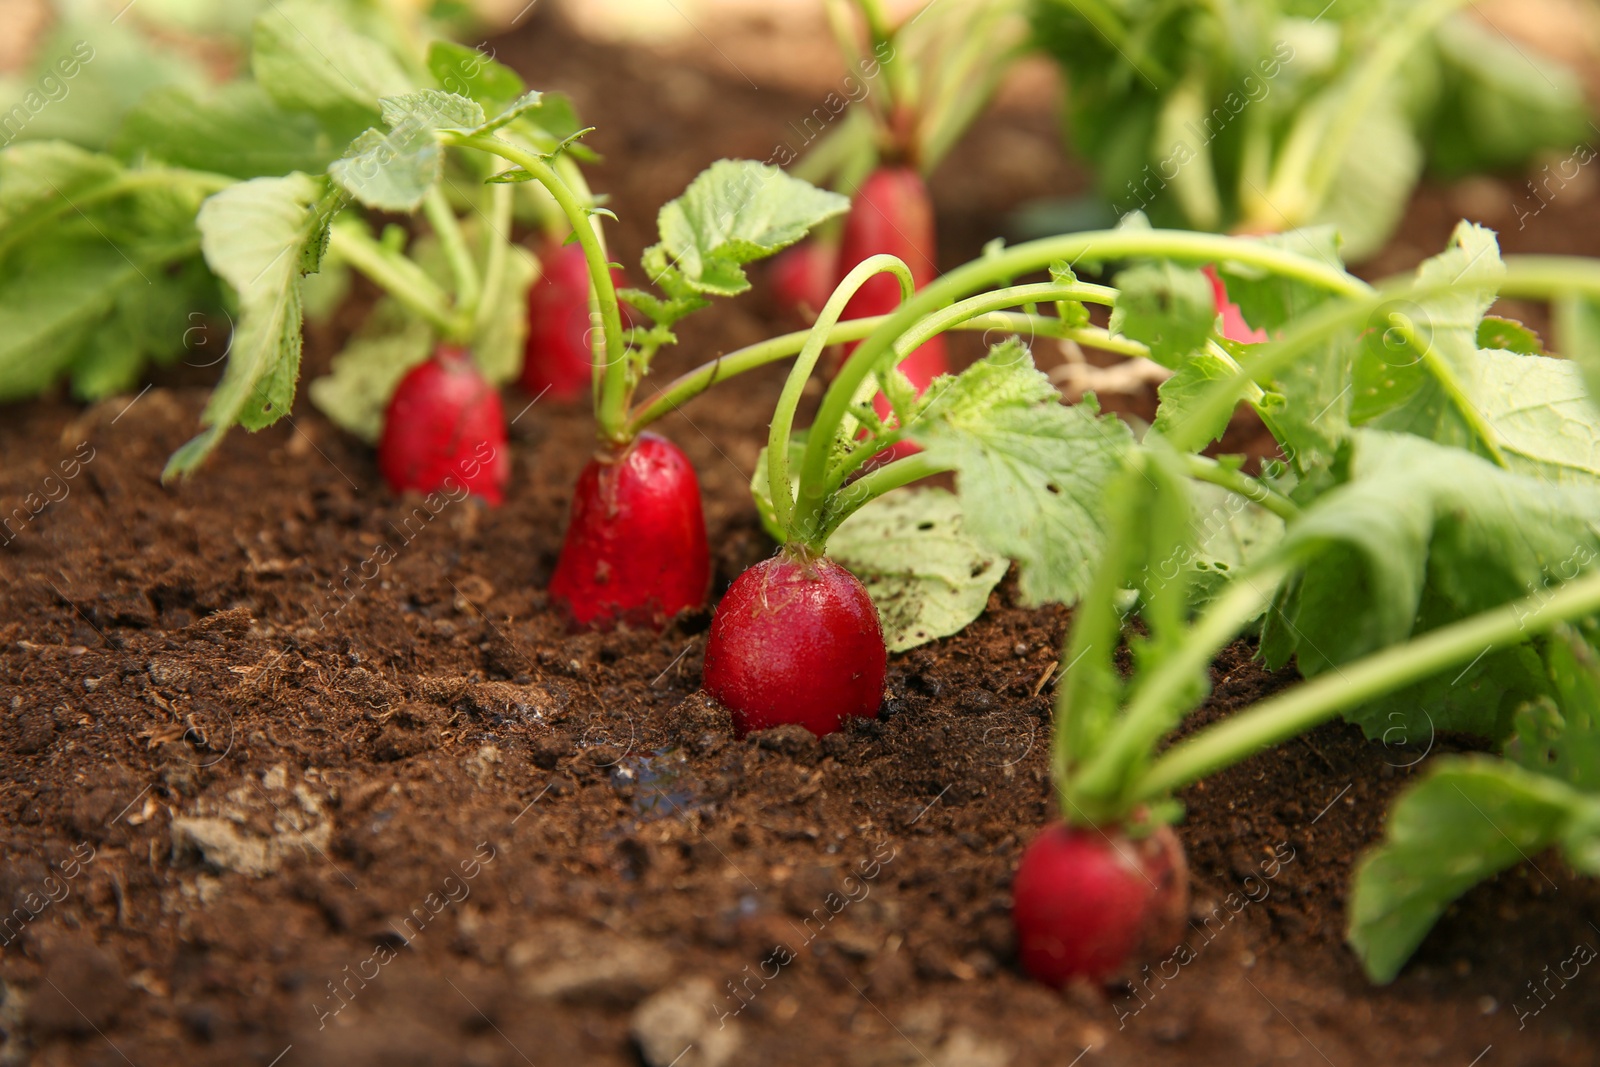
[1182,454,1299,521]
[891,280,1119,356]
[1134,567,1600,801]
[445,132,628,442]
[328,220,467,340]
[625,310,1116,436]
[816,452,954,547]
[798,228,1365,522]
[423,185,481,315]
[769,255,915,537]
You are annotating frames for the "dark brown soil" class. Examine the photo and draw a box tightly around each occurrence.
[4,8,1600,1067]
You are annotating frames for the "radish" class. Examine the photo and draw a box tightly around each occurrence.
[1012,823,1189,986]
[769,238,840,321]
[378,344,509,505]
[702,550,885,736]
[549,432,710,629]
[1202,264,1267,345]
[837,167,949,413]
[521,239,630,402]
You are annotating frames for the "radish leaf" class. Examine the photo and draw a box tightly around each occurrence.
[113,83,336,179]
[165,173,330,478]
[1261,431,1600,738]
[426,41,527,110]
[905,343,1133,606]
[251,1,410,131]
[1348,756,1600,984]
[1107,261,1214,368]
[830,489,1006,653]
[651,160,850,297]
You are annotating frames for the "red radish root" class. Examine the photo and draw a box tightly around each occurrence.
[378,344,508,505]
[549,432,709,630]
[703,551,886,737]
[837,166,949,408]
[1012,823,1189,986]
[521,239,630,402]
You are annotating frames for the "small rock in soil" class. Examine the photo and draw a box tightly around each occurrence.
[630,977,741,1067]
[935,1027,1011,1067]
[667,692,733,755]
[13,705,56,754]
[509,918,671,1005]
[958,687,996,713]
[24,939,128,1036]
[752,723,821,764]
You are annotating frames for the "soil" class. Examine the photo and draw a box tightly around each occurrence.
[5,7,1600,1067]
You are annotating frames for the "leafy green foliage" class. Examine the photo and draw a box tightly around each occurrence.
[309,300,434,443]
[829,489,1007,653]
[903,344,1135,606]
[1348,756,1600,983]
[0,142,219,403]
[1107,261,1214,368]
[113,83,338,179]
[251,1,411,136]
[649,160,851,298]
[1261,430,1600,738]
[1028,0,1590,258]
[427,41,527,110]
[165,173,331,478]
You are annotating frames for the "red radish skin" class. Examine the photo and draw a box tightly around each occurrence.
[549,432,709,630]
[703,552,886,737]
[837,167,950,409]
[1203,265,1268,345]
[521,239,630,402]
[769,238,839,321]
[1012,823,1189,986]
[378,345,509,505]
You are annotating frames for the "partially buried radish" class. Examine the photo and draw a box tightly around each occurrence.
[703,549,886,737]
[378,344,508,505]
[837,166,949,407]
[521,239,630,402]
[1012,823,1189,986]
[549,432,710,629]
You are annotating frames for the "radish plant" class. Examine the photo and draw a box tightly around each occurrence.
[1006,221,1600,985]
[696,221,1360,734]
[1029,0,1591,259]
[777,0,1028,401]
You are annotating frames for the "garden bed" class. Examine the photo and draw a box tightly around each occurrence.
[2,10,1599,1066]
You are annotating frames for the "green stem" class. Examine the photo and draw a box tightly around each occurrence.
[816,452,953,546]
[1069,561,1290,816]
[1134,567,1600,801]
[769,255,915,537]
[474,180,514,341]
[1261,0,1469,226]
[328,220,468,340]
[0,167,234,263]
[798,228,1363,528]
[445,132,628,442]
[423,185,481,315]
[1501,255,1600,300]
[1181,455,1299,521]
[624,310,1108,436]
[890,280,1120,356]
[1040,0,1173,88]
